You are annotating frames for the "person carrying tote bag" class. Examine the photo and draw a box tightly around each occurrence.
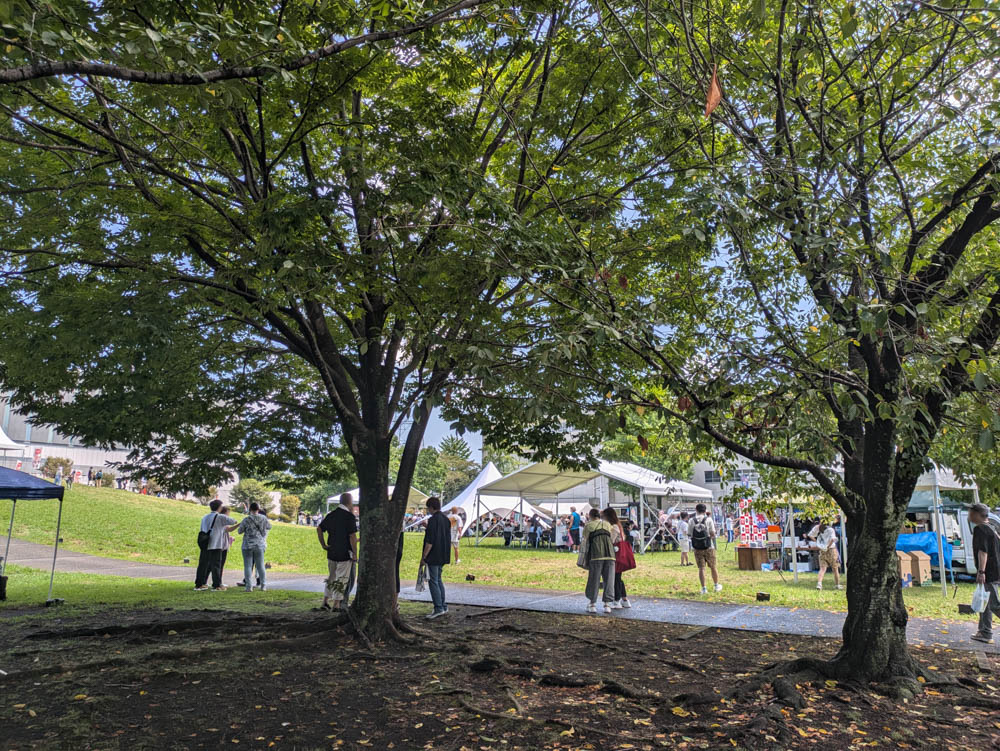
[603,508,634,610]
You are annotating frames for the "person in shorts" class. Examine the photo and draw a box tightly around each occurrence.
[448,507,463,564]
[809,522,842,591]
[317,492,357,611]
[677,511,691,566]
[690,503,721,594]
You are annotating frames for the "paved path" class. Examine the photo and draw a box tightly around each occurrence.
[3,538,993,654]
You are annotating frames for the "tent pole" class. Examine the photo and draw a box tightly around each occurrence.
[639,494,645,555]
[475,493,480,546]
[2,498,15,579]
[48,497,63,602]
[932,482,947,597]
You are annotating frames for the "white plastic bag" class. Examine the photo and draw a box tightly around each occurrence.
[971,583,990,614]
[415,562,427,593]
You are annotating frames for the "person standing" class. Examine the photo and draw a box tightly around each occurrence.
[420,496,451,619]
[448,507,463,564]
[217,505,235,581]
[725,515,735,543]
[234,502,271,592]
[677,511,691,566]
[603,508,632,609]
[969,503,1000,644]
[583,508,616,613]
[690,503,722,594]
[810,522,842,591]
[194,500,222,590]
[318,492,358,611]
[569,507,582,552]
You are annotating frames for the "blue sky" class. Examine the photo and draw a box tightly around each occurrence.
[423,409,483,459]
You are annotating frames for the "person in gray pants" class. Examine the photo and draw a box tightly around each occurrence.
[582,508,616,614]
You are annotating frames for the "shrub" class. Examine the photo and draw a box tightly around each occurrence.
[279,494,301,522]
[40,456,73,480]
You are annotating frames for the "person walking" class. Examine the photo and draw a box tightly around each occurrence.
[420,496,451,619]
[677,511,691,566]
[569,507,582,552]
[603,508,632,609]
[448,507,463,564]
[691,503,722,594]
[318,492,357,611]
[969,503,1000,644]
[810,522,842,590]
[582,508,616,614]
[234,502,271,592]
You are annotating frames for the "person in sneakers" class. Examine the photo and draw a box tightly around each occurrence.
[569,507,582,552]
[603,508,632,610]
[677,511,692,567]
[810,522,842,591]
[690,503,722,594]
[583,508,616,613]
[969,503,1000,644]
[318,492,357,611]
[194,499,223,590]
[234,502,271,592]
[421,496,451,619]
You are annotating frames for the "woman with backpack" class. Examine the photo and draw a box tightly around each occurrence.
[580,508,616,613]
[603,508,633,609]
[234,502,271,592]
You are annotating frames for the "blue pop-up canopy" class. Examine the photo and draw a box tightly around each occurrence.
[1,467,66,603]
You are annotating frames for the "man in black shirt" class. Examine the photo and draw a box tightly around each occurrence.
[970,503,1000,644]
[420,496,450,619]
[318,492,358,611]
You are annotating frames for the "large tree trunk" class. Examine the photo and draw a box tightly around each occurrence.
[828,499,920,681]
[348,401,433,641]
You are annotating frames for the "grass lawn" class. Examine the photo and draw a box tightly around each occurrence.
[2,485,976,622]
[0,564,320,619]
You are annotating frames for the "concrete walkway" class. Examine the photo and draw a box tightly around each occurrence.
[3,538,992,654]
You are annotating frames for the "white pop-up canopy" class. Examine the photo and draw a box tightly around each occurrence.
[476,459,713,551]
[441,463,550,535]
[0,424,22,453]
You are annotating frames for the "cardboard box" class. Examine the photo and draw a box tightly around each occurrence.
[896,551,913,587]
[907,551,933,584]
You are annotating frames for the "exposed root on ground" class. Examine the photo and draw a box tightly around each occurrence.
[457,696,651,741]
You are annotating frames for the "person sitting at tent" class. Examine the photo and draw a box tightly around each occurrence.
[808,522,842,591]
[502,517,514,547]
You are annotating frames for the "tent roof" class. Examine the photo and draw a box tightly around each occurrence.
[440,463,551,533]
[478,459,714,501]
[0,424,22,452]
[329,485,429,507]
[0,467,64,500]
[914,465,977,492]
[442,462,502,513]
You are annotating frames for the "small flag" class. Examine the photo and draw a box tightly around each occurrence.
[705,63,722,117]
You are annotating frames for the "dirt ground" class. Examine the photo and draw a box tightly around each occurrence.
[3,603,1000,751]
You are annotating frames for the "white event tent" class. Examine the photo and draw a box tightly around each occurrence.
[442,463,551,536]
[476,460,713,552]
[326,484,429,514]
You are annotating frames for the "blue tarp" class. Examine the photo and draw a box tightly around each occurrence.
[896,531,952,569]
[0,467,64,501]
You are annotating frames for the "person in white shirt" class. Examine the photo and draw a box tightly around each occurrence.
[448,508,463,564]
[809,522,842,590]
[677,512,692,566]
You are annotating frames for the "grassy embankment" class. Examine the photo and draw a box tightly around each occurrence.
[2,485,978,621]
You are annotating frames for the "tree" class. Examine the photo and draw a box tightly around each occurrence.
[463,0,1000,688]
[413,446,446,496]
[0,0,492,85]
[482,445,528,476]
[599,412,695,482]
[438,435,472,461]
[279,493,302,522]
[0,4,675,639]
[230,478,272,513]
[40,456,73,480]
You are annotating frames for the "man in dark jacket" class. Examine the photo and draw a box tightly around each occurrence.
[420,496,450,619]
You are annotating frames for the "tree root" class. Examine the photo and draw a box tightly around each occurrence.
[457,697,651,741]
[600,679,662,701]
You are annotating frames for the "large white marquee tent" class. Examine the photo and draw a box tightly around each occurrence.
[441,463,551,536]
[475,460,713,552]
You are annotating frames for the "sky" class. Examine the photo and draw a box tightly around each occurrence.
[423,409,483,460]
